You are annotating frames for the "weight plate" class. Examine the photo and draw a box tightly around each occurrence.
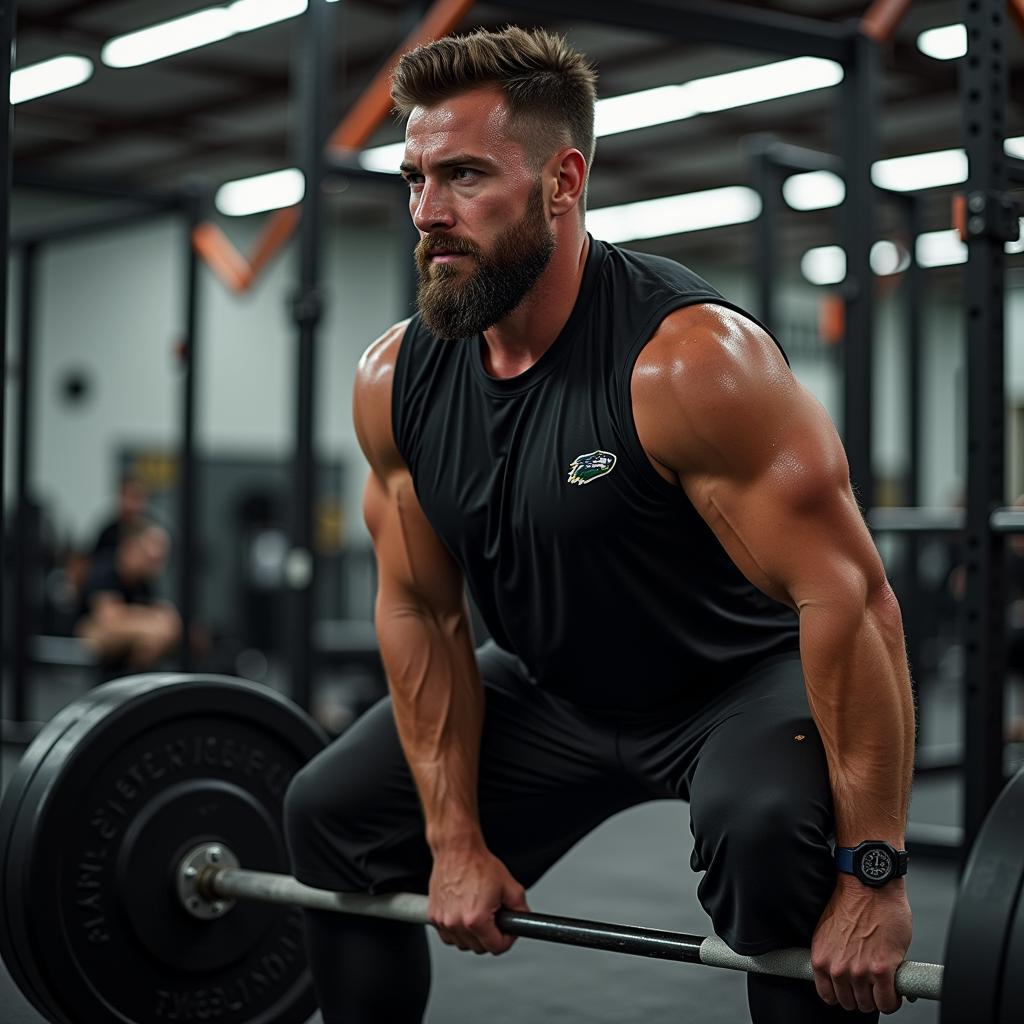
[1,680,135,1023]
[941,766,1024,1024]
[3,673,326,1024]
[997,820,1024,1024]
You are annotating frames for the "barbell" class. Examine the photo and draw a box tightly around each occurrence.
[0,673,1021,1024]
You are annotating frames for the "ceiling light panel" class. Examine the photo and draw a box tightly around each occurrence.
[917,24,967,61]
[587,187,761,244]
[216,168,305,217]
[11,55,93,104]
[102,1,308,69]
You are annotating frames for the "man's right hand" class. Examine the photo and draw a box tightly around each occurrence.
[428,839,529,955]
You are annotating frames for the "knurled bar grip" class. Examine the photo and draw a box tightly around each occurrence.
[207,867,943,1002]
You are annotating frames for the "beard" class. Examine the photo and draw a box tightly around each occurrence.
[414,182,556,340]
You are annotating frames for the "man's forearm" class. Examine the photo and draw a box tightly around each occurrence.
[798,583,915,847]
[376,599,485,852]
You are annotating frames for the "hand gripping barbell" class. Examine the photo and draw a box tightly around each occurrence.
[0,674,1021,1024]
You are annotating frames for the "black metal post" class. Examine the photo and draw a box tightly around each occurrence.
[12,245,37,723]
[902,197,924,737]
[837,27,879,512]
[749,140,781,332]
[959,0,1014,846]
[288,0,331,710]
[0,0,14,747]
[178,191,203,671]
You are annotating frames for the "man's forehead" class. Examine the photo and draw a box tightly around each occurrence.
[404,88,515,158]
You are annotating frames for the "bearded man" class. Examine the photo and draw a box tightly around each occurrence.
[285,26,915,1024]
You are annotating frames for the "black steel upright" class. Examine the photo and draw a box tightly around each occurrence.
[902,197,924,691]
[288,0,331,710]
[178,190,203,671]
[747,136,781,332]
[1,0,14,738]
[836,27,879,512]
[959,0,1015,845]
[12,246,37,722]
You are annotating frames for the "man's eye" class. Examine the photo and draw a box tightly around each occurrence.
[404,174,424,187]
[453,167,478,180]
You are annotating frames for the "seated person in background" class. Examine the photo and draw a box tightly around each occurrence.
[75,519,181,670]
[93,472,150,556]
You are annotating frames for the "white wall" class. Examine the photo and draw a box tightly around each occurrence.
[6,202,405,549]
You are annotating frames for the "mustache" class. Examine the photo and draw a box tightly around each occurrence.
[415,233,482,261]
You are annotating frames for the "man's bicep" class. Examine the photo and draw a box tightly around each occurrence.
[363,469,465,616]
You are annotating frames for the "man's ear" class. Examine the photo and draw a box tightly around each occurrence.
[548,148,587,217]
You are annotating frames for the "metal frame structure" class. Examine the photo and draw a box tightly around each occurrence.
[840,0,1021,859]
[0,0,15,786]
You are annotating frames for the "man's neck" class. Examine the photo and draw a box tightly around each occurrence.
[481,230,589,380]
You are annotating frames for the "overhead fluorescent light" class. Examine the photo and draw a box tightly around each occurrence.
[1006,137,1024,160]
[587,186,761,244]
[594,56,843,138]
[10,55,93,104]
[102,0,307,68]
[359,142,406,174]
[103,9,234,67]
[916,229,967,268]
[872,148,968,192]
[782,170,845,211]
[801,246,846,286]
[684,56,843,115]
[801,241,913,285]
[917,24,967,61]
[871,240,910,276]
[216,167,305,217]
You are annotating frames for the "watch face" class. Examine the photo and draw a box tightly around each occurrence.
[860,848,894,882]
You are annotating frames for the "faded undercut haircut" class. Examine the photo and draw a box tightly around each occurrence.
[391,25,598,192]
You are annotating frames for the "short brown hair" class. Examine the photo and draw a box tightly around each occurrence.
[391,26,597,176]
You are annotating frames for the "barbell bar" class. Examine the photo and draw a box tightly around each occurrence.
[0,673,1021,1024]
[179,842,945,1001]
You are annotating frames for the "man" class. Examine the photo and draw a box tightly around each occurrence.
[92,472,149,556]
[285,26,914,1024]
[75,518,181,671]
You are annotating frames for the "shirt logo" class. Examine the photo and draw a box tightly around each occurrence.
[567,450,618,486]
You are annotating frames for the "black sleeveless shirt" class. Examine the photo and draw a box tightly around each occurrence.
[393,237,800,712]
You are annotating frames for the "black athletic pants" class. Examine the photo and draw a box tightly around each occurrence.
[284,643,878,1024]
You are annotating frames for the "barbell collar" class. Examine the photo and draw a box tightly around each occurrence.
[206,865,943,1002]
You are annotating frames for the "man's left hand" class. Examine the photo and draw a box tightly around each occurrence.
[810,877,912,1015]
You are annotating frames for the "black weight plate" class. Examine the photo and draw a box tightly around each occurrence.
[997,835,1024,1024]
[0,680,137,1023]
[4,673,326,1024]
[941,766,1024,1024]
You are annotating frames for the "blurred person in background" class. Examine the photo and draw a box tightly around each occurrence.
[93,472,150,556]
[75,518,181,671]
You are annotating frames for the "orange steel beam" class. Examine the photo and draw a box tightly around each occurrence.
[860,0,914,43]
[330,0,478,151]
[197,0,476,293]
[1010,0,1024,37]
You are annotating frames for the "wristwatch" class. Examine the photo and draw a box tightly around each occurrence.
[834,841,908,888]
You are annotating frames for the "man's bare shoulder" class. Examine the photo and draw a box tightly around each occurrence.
[635,303,788,390]
[355,319,411,395]
[631,303,809,476]
[354,319,411,474]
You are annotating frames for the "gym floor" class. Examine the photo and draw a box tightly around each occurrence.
[0,667,998,1024]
